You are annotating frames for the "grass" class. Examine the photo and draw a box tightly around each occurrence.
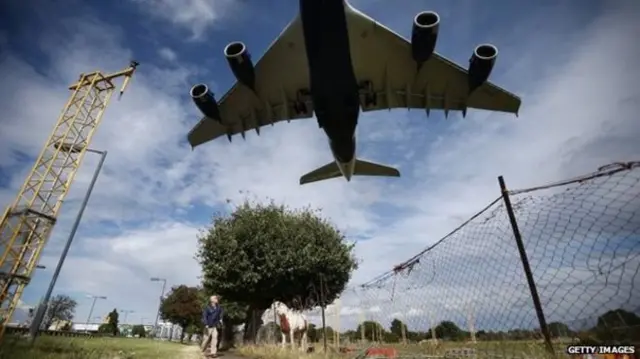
[239,344,345,359]
[0,335,201,359]
[237,340,562,359]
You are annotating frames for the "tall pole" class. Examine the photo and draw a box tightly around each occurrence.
[498,176,554,357]
[121,310,134,325]
[150,277,166,337]
[29,149,107,344]
[85,295,106,332]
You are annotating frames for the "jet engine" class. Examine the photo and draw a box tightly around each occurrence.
[224,41,256,91]
[467,44,498,93]
[411,11,440,66]
[190,83,222,122]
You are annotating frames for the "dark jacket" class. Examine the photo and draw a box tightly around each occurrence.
[202,304,223,328]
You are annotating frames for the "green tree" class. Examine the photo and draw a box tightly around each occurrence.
[547,321,572,338]
[43,294,77,329]
[307,323,318,343]
[160,285,202,343]
[132,324,147,338]
[219,299,247,348]
[390,318,408,341]
[197,199,358,343]
[106,308,120,336]
[98,323,113,334]
[592,308,640,343]
[435,321,463,341]
[356,321,385,341]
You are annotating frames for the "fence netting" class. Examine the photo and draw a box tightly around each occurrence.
[254,162,640,358]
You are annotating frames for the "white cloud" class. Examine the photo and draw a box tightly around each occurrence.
[158,47,178,62]
[130,0,238,40]
[1,0,638,334]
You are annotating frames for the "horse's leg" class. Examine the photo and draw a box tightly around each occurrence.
[302,330,308,352]
[281,332,286,348]
[289,329,295,350]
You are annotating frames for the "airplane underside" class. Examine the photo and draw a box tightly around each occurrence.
[186,0,521,186]
[298,0,400,185]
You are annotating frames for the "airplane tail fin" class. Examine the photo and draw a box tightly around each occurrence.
[299,162,343,185]
[299,159,400,185]
[353,159,400,178]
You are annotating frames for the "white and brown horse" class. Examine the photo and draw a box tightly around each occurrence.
[273,301,308,351]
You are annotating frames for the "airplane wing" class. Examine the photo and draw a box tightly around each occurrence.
[187,17,314,148]
[347,7,521,115]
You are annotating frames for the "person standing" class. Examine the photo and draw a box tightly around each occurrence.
[201,295,223,358]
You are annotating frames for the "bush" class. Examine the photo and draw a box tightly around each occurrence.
[132,325,147,338]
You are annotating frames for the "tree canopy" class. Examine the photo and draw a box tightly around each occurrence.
[131,324,147,338]
[197,199,358,343]
[104,308,119,336]
[160,285,203,342]
[197,200,358,311]
[390,318,408,339]
[43,294,77,329]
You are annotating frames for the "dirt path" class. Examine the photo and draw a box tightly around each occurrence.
[180,345,203,359]
[180,346,244,359]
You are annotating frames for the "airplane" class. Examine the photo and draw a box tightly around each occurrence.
[186,0,521,185]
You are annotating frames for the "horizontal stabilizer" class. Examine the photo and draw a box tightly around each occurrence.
[354,159,400,177]
[299,161,342,185]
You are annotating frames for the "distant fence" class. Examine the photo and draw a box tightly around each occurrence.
[246,162,640,358]
[320,161,639,358]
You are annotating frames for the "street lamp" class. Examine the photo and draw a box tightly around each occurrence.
[85,295,107,332]
[29,147,108,344]
[120,309,134,324]
[150,277,166,337]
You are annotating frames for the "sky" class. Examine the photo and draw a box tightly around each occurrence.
[1,0,639,333]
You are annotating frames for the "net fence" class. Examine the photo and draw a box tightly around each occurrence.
[295,162,640,358]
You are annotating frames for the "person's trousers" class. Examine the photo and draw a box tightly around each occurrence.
[201,327,218,356]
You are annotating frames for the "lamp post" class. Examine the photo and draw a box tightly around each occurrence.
[85,295,107,332]
[150,277,166,337]
[29,148,107,344]
[120,309,134,325]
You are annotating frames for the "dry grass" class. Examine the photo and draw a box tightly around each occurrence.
[237,341,561,359]
[0,335,199,359]
[238,344,346,359]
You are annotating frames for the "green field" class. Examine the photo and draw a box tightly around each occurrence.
[0,335,203,359]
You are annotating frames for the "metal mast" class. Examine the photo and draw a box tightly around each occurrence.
[0,61,139,338]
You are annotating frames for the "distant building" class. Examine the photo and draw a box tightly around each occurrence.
[71,323,101,332]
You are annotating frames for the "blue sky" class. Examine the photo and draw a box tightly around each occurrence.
[1,0,639,332]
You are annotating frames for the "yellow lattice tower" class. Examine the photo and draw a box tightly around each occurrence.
[0,61,139,339]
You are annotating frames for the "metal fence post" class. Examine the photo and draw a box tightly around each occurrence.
[498,176,555,356]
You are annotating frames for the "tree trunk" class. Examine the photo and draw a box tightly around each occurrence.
[221,322,235,349]
[242,307,265,344]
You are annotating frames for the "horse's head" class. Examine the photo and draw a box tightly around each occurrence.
[273,301,289,315]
